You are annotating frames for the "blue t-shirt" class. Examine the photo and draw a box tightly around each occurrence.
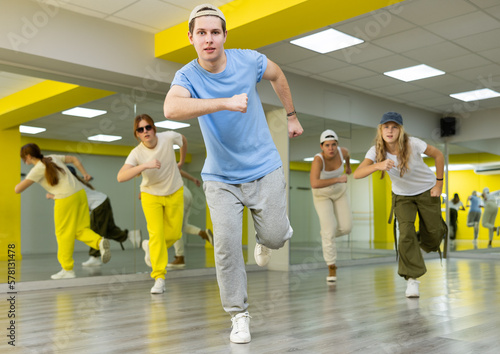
[171,49,282,184]
[469,195,481,213]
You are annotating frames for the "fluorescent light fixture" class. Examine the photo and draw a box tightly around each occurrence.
[62,107,107,118]
[173,144,180,150]
[450,88,500,102]
[384,64,445,82]
[155,120,190,130]
[19,125,46,134]
[304,156,361,164]
[290,29,364,54]
[87,134,122,142]
[429,164,475,172]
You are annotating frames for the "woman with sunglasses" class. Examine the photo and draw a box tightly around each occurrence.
[15,143,111,279]
[310,129,352,283]
[117,114,187,294]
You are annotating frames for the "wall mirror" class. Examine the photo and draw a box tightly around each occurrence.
[287,114,396,266]
[442,139,500,254]
[17,92,214,282]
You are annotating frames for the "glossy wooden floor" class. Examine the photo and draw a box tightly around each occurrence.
[5,257,500,353]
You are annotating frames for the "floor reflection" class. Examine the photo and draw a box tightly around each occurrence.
[13,245,217,282]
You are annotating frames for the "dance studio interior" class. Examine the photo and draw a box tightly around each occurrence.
[2,0,500,352]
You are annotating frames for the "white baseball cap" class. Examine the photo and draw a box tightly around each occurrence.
[189,4,226,24]
[320,129,338,143]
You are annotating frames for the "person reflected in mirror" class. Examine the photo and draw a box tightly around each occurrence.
[46,166,142,267]
[481,187,499,247]
[466,190,482,242]
[163,3,303,344]
[449,193,465,240]
[310,130,352,283]
[168,170,213,269]
[117,114,187,294]
[353,112,447,299]
[15,143,111,279]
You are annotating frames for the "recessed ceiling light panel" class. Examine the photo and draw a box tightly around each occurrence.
[19,125,46,134]
[87,134,122,142]
[155,120,190,130]
[450,88,500,102]
[62,107,107,118]
[290,29,364,54]
[384,64,445,82]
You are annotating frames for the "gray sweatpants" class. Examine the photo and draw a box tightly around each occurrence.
[203,167,293,315]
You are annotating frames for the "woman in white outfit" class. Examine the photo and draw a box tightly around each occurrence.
[310,130,352,283]
[481,187,499,247]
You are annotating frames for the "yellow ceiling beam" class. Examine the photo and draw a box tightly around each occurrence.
[0,80,115,130]
[156,0,406,64]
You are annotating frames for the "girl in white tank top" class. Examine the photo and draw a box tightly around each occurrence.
[310,129,352,283]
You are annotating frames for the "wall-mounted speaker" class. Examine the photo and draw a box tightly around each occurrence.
[440,117,456,137]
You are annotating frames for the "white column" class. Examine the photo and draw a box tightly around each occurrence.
[266,108,291,271]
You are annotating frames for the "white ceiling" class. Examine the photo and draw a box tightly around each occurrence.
[4,0,500,159]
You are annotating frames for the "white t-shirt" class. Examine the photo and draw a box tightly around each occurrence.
[124,131,183,196]
[450,200,464,211]
[81,184,107,211]
[365,137,436,196]
[25,155,83,199]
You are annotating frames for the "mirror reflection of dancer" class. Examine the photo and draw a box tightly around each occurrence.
[310,130,352,283]
[15,143,111,279]
[466,191,481,241]
[117,114,186,294]
[481,187,499,247]
[448,193,465,240]
[163,4,303,343]
[354,112,447,299]
[168,170,214,269]
[47,166,142,267]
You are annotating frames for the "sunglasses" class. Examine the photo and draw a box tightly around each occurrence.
[136,124,153,134]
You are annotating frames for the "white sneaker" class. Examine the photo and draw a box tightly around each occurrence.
[151,278,165,294]
[51,269,76,280]
[142,239,152,267]
[82,256,102,267]
[128,229,142,248]
[405,278,420,298]
[230,312,251,343]
[99,238,111,264]
[254,243,271,266]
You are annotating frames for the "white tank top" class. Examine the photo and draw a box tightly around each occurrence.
[316,148,344,180]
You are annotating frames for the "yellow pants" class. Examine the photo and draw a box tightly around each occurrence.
[141,187,184,280]
[54,189,102,270]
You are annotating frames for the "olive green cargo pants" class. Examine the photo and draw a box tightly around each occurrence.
[393,189,447,280]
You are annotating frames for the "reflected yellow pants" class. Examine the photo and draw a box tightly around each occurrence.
[54,189,102,270]
[141,187,184,280]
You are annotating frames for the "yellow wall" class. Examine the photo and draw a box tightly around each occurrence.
[0,127,22,261]
[446,169,500,240]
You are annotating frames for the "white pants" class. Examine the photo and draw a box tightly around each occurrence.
[482,200,498,241]
[173,187,203,257]
[312,183,352,265]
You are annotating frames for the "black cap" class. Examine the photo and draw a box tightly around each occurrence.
[380,112,403,125]
[67,165,77,176]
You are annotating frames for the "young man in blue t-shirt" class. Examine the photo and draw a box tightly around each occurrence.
[164,3,303,344]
